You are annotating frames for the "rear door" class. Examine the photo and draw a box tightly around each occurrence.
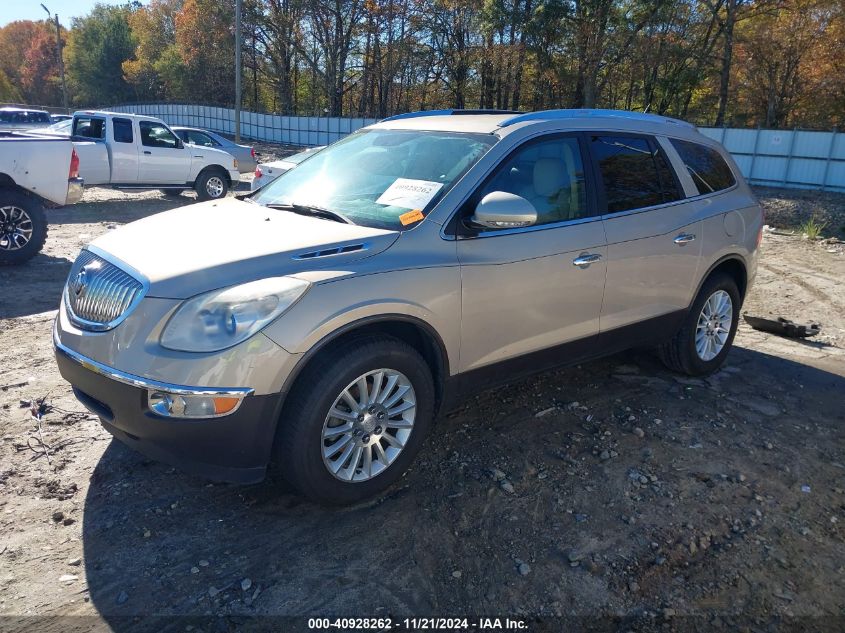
[109,117,139,183]
[591,133,702,336]
[456,134,607,373]
[137,120,190,185]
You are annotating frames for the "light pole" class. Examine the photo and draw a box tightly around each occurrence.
[40,4,68,111]
[234,0,242,143]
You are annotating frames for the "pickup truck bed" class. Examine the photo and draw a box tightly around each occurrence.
[0,132,84,264]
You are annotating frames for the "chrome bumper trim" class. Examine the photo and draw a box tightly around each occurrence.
[66,178,84,205]
[53,326,254,398]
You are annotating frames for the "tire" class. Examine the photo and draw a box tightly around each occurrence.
[160,189,183,197]
[194,169,229,201]
[275,335,436,505]
[0,189,47,265]
[658,273,741,376]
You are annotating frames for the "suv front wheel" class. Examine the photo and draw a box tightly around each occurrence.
[275,336,435,505]
[659,273,741,376]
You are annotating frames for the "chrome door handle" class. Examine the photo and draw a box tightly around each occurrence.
[674,233,696,245]
[572,253,602,268]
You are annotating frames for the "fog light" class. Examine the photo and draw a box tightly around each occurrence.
[148,391,244,418]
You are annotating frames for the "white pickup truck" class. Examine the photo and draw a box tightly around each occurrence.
[71,111,241,200]
[0,132,84,264]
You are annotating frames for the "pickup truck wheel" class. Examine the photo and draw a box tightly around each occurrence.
[274,336,435,505]
[0,190,47,265]
[195,169,229,201]
[159,189,183,197]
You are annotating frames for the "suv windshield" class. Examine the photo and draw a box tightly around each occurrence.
[252,129,496,230]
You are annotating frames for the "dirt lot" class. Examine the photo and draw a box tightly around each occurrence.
[0,183,844,632]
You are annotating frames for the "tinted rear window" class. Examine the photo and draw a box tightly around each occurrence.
[590,135,682,213]
[73,116,106,139]
[669,138,736,194]
[113,118,133,143]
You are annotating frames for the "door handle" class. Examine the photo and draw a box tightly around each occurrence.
[674,233,696,245]
[143,150,152,155]
[572,253,602,268]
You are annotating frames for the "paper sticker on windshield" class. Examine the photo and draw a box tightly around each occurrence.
[376,178,443,209]
[399,209,425,226]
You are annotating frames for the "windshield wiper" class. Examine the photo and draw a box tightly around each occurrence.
[264,203,354,225]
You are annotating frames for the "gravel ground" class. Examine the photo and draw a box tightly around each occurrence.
[0,184,843,632]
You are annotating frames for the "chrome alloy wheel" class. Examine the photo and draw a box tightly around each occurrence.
[695,289,733,361]
[206,176,225,198]
[321,369,417,482]
[0,205,33,251]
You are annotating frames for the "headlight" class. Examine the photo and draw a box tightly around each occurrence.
[160,277,309,352]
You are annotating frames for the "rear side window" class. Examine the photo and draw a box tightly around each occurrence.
[113,118,133,143]
[590,135,682,213]
[669,138,735,194]
[73,116,106,139]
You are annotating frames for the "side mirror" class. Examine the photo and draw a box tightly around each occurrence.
[470,191,537,229]
[175,138,184,149]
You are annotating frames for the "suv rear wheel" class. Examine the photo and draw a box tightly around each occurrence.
[275,336,435,505]
[658,273,741,376]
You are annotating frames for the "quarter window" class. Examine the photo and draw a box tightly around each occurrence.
[72,116,106,139]
[113,118,133,143]
[471,136,588,229]
[591,135,681,213]
[669,138,736,194]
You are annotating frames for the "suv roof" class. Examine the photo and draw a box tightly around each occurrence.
[371,108,700,140]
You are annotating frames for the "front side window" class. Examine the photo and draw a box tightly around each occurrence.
[670,138,736,195]
[139,121,179,149]
[72,116,106,139]
[113,118,133,143]
[252,129,496,231]
[591,135,681,213]
[467,136,588,229]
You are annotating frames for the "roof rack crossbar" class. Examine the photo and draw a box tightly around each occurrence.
[497,109,696,129]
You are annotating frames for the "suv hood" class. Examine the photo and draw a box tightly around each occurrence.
[90,198,399,298]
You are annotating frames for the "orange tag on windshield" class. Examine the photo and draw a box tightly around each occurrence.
[399,209,425,226]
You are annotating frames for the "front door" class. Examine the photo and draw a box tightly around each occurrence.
[137,120,190,185]
[455,135,607,373]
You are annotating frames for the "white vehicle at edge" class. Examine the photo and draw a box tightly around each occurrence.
[0,132,84,264]
[250,146,325,191]
[70,111,241,200]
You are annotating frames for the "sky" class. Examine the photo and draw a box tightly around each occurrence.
[0,0,148,28]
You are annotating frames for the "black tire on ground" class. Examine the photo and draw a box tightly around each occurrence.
[160,189,183,197]
[658,272,741,376]
[274,335,436,505]
[194,168,229,201]
[0,189,47,266]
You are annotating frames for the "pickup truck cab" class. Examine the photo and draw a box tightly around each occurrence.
[71,111,240,200]
[0,132,83,264]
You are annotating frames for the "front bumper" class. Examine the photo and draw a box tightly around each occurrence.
[54,336,283,484]
[66,177,84,205]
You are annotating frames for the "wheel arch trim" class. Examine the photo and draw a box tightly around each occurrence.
[277,313,451,401]
[689,254,748,310]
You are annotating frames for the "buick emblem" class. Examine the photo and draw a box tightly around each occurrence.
[72,267,89,296]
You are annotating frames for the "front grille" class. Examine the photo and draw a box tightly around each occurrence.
[65,250,145,331]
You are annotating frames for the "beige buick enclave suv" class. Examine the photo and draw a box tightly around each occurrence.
[54,109,762,504]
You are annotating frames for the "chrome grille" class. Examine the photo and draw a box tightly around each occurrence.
[65,250,145,331]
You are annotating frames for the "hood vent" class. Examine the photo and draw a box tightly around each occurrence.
[294,243,366,260]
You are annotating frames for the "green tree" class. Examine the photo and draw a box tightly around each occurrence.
[65,3,137,106]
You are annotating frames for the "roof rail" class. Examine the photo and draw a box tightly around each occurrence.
[381,108,521,122]
[497,109,696,129]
